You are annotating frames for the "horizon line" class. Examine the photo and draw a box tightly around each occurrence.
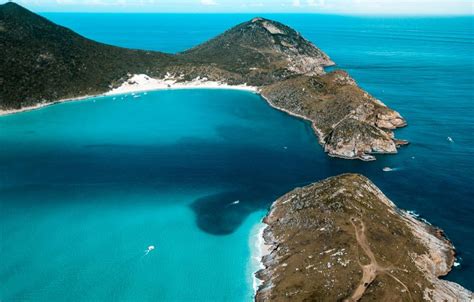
[36,11,474,17]
[3,1,473,17]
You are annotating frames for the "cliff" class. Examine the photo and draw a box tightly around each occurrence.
[256,174,472,301]
[0,2,406,160]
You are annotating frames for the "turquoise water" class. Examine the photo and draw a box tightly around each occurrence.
[1,14,473,300]
[0,90,310,300]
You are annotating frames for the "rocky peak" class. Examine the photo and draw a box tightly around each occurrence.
[250,17,285,34]
[180,17,334,82]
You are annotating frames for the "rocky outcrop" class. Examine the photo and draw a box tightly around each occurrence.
[255,174,472,301]
[1,2,406,160]
[261,71,407,160]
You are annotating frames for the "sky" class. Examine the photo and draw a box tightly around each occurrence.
[2,0,473,15]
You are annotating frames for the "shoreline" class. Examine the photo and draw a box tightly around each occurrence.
[1,74,402,163]
[260,94,405,162]
[260,94,327,147]
[0,74,258,117]
[0,93,105,117]
[249,220,272,297]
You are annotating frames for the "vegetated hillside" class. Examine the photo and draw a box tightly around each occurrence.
[0,2,174,109]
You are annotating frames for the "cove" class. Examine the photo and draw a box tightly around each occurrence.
[0,89,328,301]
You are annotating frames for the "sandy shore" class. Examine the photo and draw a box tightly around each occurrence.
[106,74,258,95]
[0,74,258,117]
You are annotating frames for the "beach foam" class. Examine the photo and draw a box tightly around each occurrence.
[248,220,272,295]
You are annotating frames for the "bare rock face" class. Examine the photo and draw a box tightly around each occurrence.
[261,70,407,160]
[255,174,472,302]
[376,110,407,130]
[324,118,397,160]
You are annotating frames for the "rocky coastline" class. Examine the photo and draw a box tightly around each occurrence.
[255,174,472,301]
[261,71,408,161]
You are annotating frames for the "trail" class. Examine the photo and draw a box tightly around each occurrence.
[345,217,413,302]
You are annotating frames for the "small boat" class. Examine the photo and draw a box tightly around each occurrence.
[447,136,454,143]
[382,167,393,172]
[144,245,155,256]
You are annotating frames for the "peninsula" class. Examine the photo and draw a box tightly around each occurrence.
[255,174,472,301]
[0,2,407,160]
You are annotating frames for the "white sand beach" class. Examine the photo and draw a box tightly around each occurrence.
[107,74,258,95]
[0,74,258,117]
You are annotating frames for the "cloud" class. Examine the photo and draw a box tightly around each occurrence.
[200,0,217,5]
[307,0,325,7]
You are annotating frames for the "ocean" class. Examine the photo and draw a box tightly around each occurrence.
[0,13,473,301]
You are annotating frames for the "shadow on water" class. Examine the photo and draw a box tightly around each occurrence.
[1,128,380,235]
[190,188,273,235]
[1,131,341,234]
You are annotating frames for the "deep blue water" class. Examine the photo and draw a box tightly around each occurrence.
[1,13,473,300]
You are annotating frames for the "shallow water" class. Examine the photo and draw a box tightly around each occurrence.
[1,13,473,300]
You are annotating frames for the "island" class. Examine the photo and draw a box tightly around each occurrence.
[255,174,472,301]
[0,2,407,161]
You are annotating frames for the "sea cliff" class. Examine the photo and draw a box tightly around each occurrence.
[255,174,472,301]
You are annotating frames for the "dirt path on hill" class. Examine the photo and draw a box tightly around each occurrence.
[345,217,413,302]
